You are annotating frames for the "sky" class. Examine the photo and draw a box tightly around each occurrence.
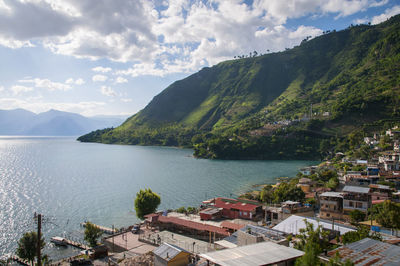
[0,0,399,117]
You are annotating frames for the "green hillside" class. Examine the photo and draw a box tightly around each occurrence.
[78,15,400,160]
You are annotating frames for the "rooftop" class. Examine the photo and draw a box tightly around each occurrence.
[157,215,230,236]
[272,215,356,235]
[214,198,259,212]
[200,208,222,215]
[342,185,370,194]
[220,221,245,231]
[327,238,400,265]
[319,192,344,198]
[200,241,304,266]
[153,242,189,261]
[220,224,286,246]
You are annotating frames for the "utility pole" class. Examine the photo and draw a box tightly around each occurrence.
[37,214,42,266]
[112,225,114,252]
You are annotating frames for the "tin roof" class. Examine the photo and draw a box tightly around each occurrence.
[272,215,356,235]
[342,185,370,194]
[157,215,230,236]
[200,241,304,266]
[153,242,189,261]
[214,198,259,212]
[220,221,245,231]
[320,192,344,198]
[327,238,400,265]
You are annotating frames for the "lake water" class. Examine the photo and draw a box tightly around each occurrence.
[0,136,317,259]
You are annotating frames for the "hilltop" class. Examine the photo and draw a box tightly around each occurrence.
[0,109,126,136]
[78,15,400,160]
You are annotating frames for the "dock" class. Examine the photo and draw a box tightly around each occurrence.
[8,255,30,265]
[81,222,117,234]
[62,238,90,250]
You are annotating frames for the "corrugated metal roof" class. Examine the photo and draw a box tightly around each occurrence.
[320,192,344,198]
[272,215,356,235]
[153,242,189,261]
[327,238,400,265]
[200,241,304,266]
[157,215,230,236]
[343,185,370,194]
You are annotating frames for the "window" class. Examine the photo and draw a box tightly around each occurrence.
[327,213,330,217]
[356,202,363,208]
[349,201,354,207]
[273,213,278,219]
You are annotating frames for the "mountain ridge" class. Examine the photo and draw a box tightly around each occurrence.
[78,15,400,159]
[0,108,127,136]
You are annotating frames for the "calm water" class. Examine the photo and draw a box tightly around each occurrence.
[0,136,316,259]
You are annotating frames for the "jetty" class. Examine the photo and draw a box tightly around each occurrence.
[81,222,117,234]
[61,238,90,250]
[8,255,30,265]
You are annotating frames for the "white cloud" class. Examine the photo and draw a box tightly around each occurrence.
[75,78,85,85]
[11,85,33,95]
[19,78,71,91]
[100,85,117,97]
[371,5,400,24]
[66,77,85,85]
[92,66,112,73]
[0,85,4,92]
[0,0,393,77]
[121,98,132,102]
[115,76,128,83]
[92,74,108,82]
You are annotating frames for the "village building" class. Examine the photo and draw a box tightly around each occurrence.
[153,242,191,266]
[369,184,393,203]
[379,152,400,171]
[211,197,263,220]
[297,177,314,193]
[200,241,304,266]
[393,142,400,154]
[364,136,379,146]
[319,192,344,220]
[145,213,230,242]
[265,201,314,225]
[342,186,371,216]
[386,127,400,139]
[199,208,222,221]
[215,224,288,249]
[324,238,400,265]
[272,215,355,238]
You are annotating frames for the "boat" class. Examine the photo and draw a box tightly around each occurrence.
[50,236,68,246]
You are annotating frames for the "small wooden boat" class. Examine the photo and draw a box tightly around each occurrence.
[50,236,68,246]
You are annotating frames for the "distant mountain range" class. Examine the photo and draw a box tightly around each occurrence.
[79,15,400,160]
[0,109,127,136]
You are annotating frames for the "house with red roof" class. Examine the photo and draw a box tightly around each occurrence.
[213,197,262,220]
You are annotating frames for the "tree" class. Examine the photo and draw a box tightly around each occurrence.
[294,220,329,266]
[84,221,103,247]
[370,200,400,230]
[16,231,45,266]
[342,225,381,244]
[326,177,339,189]
[349,209,366,225]
[134,188,161,219]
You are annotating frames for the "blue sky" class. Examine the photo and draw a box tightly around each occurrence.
[0,0,399,117]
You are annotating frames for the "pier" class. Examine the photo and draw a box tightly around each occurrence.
[9,255,30,265]
[62,238,90,250]
[81,222,117,234]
